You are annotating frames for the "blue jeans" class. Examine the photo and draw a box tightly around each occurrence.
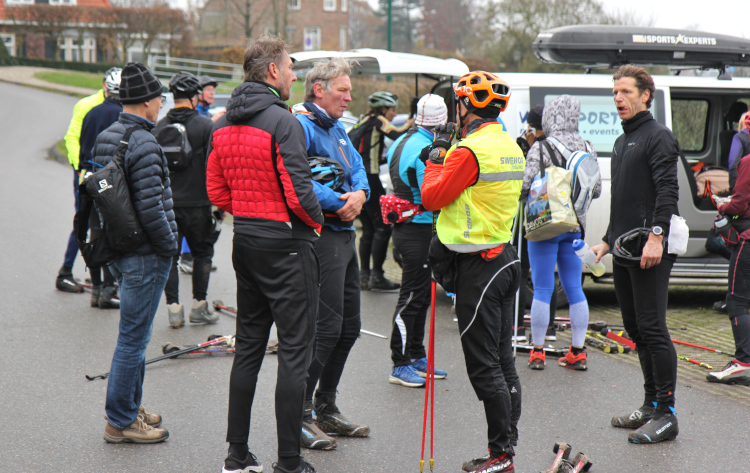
[105,253,171,430]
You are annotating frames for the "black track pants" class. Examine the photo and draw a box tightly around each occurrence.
[358,173,391,273]
[226,235,318,462]
[306,228,361,401]
[165,206,215,304]
[613,259,677,408]
[726,239,750,363]
[390,223,431,366]
[455,245,522,456]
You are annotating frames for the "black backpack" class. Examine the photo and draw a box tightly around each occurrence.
[154,121,192,172]
[75,125,148,267]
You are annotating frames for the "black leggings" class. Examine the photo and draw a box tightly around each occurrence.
[359,173,391,273]
[306,228,361,401]
[613,258,677,409]
[726,239,750,363]
[165,206,215,304]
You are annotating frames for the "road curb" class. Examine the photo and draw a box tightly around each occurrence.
[48,141,68,167]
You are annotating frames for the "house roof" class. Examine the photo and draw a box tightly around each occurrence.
[0,0,112,22]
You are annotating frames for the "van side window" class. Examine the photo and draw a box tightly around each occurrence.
[671,99,709,152]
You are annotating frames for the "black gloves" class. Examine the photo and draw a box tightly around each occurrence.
[432,122,456,150]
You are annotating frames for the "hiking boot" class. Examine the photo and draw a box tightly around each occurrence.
[411,357,447,379]
[56,268,84,293]
[389,365,426,388]
[273,458,316,473]
[558,346,587,371]
[138,405,162,428]
[360,269,370,291]
[610,405,656,429]
[545,325,557,341]
[103,414,169,444]
[301,401,336,450]
[167,303,184,328]
[628,412,679,444]
[189,299,219,324]
[468,452,514,473]
[462,451,489,472]
[222,451,263,473]
[528,348,545,370]
[98,285,120,309]
[368,271,400,292]
[706,360,750,385]
[314,391,370,437]
[511,326,526,342]
[91,285,101,308]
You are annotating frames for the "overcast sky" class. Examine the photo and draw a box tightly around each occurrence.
[171,0,748,40]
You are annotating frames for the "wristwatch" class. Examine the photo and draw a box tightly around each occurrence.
[651,226,664,236]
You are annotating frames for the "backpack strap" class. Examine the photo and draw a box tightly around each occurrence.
[545,136,571,165]
[541,139,563,168]
[113,124,146,180]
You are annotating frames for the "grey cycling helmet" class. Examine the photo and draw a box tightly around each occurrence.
[104,67,122,95]
[169,72,202,99]
[199,75,219,89]
[368,91,399,109]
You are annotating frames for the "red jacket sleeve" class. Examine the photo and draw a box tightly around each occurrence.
[421,146,479,211]
[720,155,750,218]
[206,133,234,215]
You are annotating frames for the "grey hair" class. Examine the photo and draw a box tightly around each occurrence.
[304,57,355,102]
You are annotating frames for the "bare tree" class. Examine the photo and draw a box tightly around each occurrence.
[348,0,383,49]
[225,0,272,41]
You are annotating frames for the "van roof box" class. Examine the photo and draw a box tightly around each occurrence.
[533,25,750,70]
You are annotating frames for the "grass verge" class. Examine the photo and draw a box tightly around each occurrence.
[34,70,101,90]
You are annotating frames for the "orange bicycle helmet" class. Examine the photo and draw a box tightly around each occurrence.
[453,71,511,112]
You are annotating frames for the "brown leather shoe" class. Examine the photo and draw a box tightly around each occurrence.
[138,405,162,427]
[104,415,169,444]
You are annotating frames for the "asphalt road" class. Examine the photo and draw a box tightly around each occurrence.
[1,81,748,473]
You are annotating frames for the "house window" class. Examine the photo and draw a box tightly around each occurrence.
[340,0,347,11]
[323,0,336,12]
[49,0,77,5]
[1,33,16,57]
[339,25,346,50]
[4,0,34,5]
[303,26,320,51]
[58,35,96,63]
[288,0,301,10]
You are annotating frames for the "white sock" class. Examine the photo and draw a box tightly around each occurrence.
[529,300,550,346]
[569,300,590,348]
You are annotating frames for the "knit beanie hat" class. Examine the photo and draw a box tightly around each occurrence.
[119,62,163,105]
[527,104,544,130]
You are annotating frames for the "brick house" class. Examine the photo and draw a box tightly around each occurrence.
[197,0,350,52]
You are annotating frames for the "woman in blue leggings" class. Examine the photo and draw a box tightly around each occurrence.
[520,95,601,370]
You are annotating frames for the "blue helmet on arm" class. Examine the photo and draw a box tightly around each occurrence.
[308,156,345,192]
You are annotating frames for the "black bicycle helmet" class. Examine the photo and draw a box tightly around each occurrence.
[612,227,657,266]
[169,72,202,99]
[199,75,219,89]
[308,157,345,192]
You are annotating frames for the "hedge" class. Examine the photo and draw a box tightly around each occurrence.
[0,56,122,73]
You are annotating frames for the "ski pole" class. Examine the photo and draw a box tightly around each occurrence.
[676,355,712,370]
[671,338,733,356]
[85,335,232,381]
[360,329,387,339]
[513,202,523,359]
[212,299,237,316]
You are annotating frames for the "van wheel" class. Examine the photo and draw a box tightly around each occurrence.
[525,275,569,309]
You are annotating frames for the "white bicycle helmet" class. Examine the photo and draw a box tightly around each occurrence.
[415,94,448,127]
[368,91,399,109]
[104,67,122,95]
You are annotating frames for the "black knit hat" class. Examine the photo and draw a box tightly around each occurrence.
[119,62,163,105]
[527,104,544,130]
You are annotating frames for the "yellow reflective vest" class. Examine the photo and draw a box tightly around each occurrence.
[436,123,524,252]
[64,89,105,170]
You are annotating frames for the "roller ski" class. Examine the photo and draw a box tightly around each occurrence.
[541,442,592,473]
[162,334,236,356]
[213,299,237,317]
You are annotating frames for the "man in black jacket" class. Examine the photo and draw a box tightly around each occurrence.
[155,72,218,328]
[92,62,178,445]
[592,64,680,444]
[79,67,122,310]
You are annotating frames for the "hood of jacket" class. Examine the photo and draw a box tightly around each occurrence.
[226,81,289,123]
[541,94,589,151]
[165,105,200,123]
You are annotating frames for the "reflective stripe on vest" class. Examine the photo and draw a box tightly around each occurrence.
[436,123,524,252]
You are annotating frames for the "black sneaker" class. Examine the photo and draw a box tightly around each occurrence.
[98,286,120,309]
[222,452,263,473]
[273,458,316,473]
[611,405,655,429]
[545,325,557,341]
[56,272,84,293]
[360,270,370,291]
[91,285,101,307]
[368,271,400,292]
[301,401,336,450]
[314,391,370,437]
[628,412,678,444]
[470,452,514,473]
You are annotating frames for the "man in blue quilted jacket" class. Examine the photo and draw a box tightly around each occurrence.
[91,62,178,445]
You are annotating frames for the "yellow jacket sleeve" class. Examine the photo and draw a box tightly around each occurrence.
[64,90,105,169]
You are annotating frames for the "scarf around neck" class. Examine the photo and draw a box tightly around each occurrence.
[303,101,338,129]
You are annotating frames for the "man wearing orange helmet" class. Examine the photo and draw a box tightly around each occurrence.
[421,71,524,473]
